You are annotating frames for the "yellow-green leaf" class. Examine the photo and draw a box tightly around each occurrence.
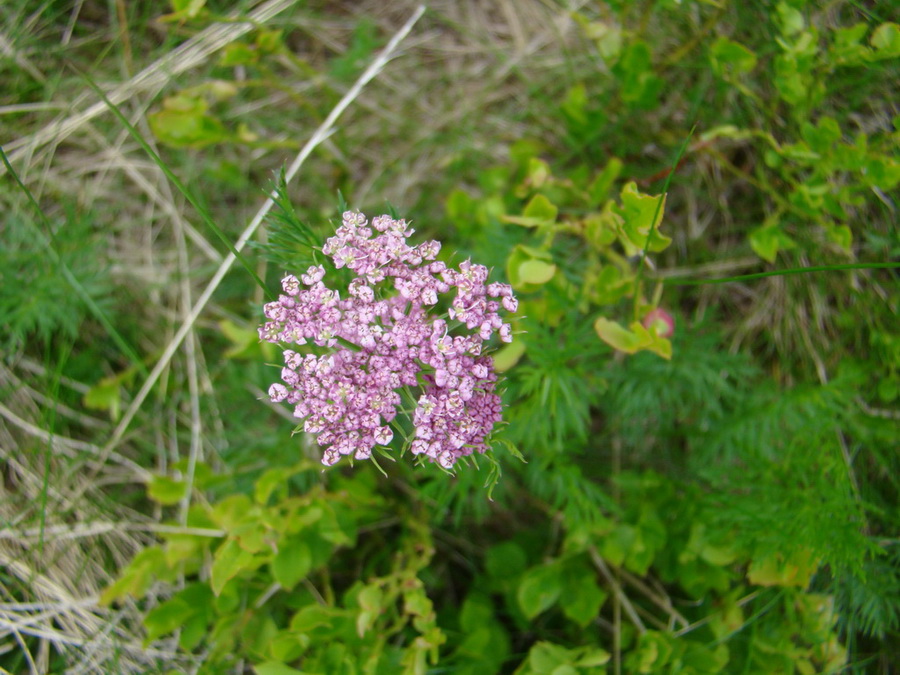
[493,339,526,372]
[518,259,557,285]
[271,539,312,591]
[211,539,254,595]
[619,182,670,252]
[147,475,188,506]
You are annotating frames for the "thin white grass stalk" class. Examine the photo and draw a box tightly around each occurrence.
[95,145,222,263]
[0,402,149,480]
[589,546,647,635]
[172,165,205,527]
[8,627,38,675]
[0,367,104,429]
[100,4,427,460]
[0,0,300,170]
[0,522,224,541]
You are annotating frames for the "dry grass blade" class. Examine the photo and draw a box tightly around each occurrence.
[1,0,301,174]
[98,4,428,465]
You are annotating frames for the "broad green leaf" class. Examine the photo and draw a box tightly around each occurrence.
[583,21,623,60]
[144,598,194,643]
[749,224,796,262]
[148,96,229,148]
[825,225,852,252]
[801,117,841,153]
[525,158,551,189]
[269,631,308,663]
[560,83,588,128]
[83,377,122,421]
[618,182,670,253]
[357,584,383,612]
[710,37,757,76]
[594,317,643,353]
[445,189,474,228]
[626,631,675,672]
[748,549,819,588]
[503,193,558,228]
[255,30,284,54]
[220,42,259,66]
[507,244,556,291]
[871,23,900,57]
[588,157,623,206]
[271,539,312,590]
[830,23,870,64]
[517,563,563,619]
[290,605,336,633]
[100,547,168,604]
[594,318,671,359]
[211,494,254,530]
[254,466,296,505]
[459,594,494,634]
[179,612,208,651]
[574,646,611,667]
[83,366,137,420]
[165,0,206,20]
[527,642,574,672]
[492,339,525,372]
[211,538,255,595]
[485,541,527,582]
[517,259,557,285]
[147,475,187,506]
[560,568,607,627]
[776,2,804,35]
[254,663,307,675]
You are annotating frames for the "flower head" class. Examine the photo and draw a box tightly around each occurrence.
[259,211,516,468]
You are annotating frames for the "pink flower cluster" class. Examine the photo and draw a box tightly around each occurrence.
[259,211,517,469]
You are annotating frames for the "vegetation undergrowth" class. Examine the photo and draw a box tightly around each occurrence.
[1,0,897,673]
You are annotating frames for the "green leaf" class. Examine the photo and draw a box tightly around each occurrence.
[776,2,804,36]
[211,539,255,595]
[871,23,900,57]
[825,225,852,252]
[618,182,670,253]
[272,539,312,590]
[83,377,122,421]
[594,317,643,353]
[517,259,557,285]
[144,598,194,643]
[710,37,757,76]
[485,541,527,582]
[507,245,556,291]
[100,547,169,604]
[254,663,307,675]
[147,475,188,506]
[167,0,206,20]
[560,568,608,627]
[504,193,558,228]
[148,96,229,148]
[588,157,623,206]
[179,612,208,651]
[517,563,563,619]
[527,642,574,672]
[748,549,820,588]
[749,224,796,263]
[574,646,611,667]
[254,465,300,505]
[290,605,337,634]
[493,339,526,372]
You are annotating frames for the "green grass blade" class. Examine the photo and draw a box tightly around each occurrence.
[663,262,899,286]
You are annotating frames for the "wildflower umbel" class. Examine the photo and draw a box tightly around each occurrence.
[259,212,517,469]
